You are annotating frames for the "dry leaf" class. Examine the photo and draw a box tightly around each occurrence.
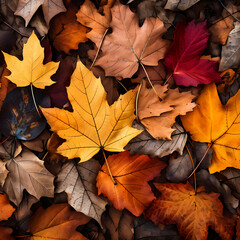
[0,194,15,221]
[96,151,166,216]
[164,0,200,11]
[0,227,14,240]
[55,159,108,224]
[41,60,141,162]
[138,81,196,139]
[14,0,66,26]
[3,31,59,88]
[93,0,170,79]
[145,182,235,240]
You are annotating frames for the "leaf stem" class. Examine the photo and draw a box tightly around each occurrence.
[102,148,116,185]
[41,151,48,161]
[164,72,173,85]
[135,81,143,122]
[0,136,10,145]
[30,84,41,118]
[90,28,109,70]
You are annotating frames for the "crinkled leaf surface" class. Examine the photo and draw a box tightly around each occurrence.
[145,182,235,240]
[41,60,141,162]
[164,20,221,86]
[3,31,59,89]
[96,151,166,216]
[94,1,170,79]
[181,83,240,173]
[164,0,200,10]
[56,159,108,224]
[15,0,66,26]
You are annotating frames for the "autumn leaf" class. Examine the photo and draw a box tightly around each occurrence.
[0,227,14,240]
[164,20,221,87]
[0,194,15,221]
[55,159,108,224]
[14,0,66,26]
[96,151,166,216]
[3,31,59,89]
[138,81,196,139]
[164,0,200,10]
[93,0,170,79]
[41,60,141,162]
[26,203,90,240]
[145,182,235,240]
[181,83,240,173]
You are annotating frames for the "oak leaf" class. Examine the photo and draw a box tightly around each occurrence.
[3,31,59,89]
[93,0,170,79]
[164,20,221,86]
[14,0,66,26]
[41,60,141,162]
[96,151,166,216]
[145,182,235,240]
[181,83,240,173]
[27,203,90,240]
[56,159,108,224]
[138,81,196,139]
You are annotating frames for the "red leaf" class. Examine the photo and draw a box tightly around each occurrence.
[164,20,221,87]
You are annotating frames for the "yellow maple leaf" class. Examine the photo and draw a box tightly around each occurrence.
[181,83,240,173]
[41,60,141,162]
[2,32,59,89]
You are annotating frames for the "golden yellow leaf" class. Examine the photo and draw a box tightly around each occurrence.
[41,60,141,162]
[2,32,59,89]
[181,83,240,173]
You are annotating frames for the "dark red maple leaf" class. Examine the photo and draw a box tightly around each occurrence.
[164,20,221,87]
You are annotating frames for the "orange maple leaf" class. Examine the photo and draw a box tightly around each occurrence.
[96,151,166,216]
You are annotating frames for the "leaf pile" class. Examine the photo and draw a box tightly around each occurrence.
[0,0,240,239]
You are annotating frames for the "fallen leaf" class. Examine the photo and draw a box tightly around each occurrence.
[0,194,15,221]
[126,122,187,158]
[0,227,14,240]
[14,0,66,26]
[164,0,200,11]
[181,83,240,173]
[96,151,166,216]
[55,159,108,224]
[138,81,196,139]
[27,203,90,240]
[4,148,54,206]
[0,161,8,188]
[41,60,141,162]
[145,182,235,240]
[76,0,113,47]
[49,2,89,54]
[219,22,240,72]
[164,20,221,86]
[3,31,59,88]
[218,69,235,95]
[93,0,170,79]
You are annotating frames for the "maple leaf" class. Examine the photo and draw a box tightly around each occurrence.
[181,83,240,173]
[49,1,89,54]
[145,182,235,240]
[0,194,15,221]
[138,81,196,139]
[96,151,166,216]
[14,0,66,26]
[93,0,170,79]
[164,20,221,87]
[3,31,59,89]
[41,60,141,162]
[56,159,108,224]
[27,203,90,240]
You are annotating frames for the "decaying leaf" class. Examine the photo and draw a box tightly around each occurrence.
[3,31,59,88]
[4,148,54,206]
[145,182,235,240]
[94,0,170,79]
[96,151,166,216]
[55,159,108,224]
[27,203,90,240]
[14,0,66,26]
[138,81,196,139]
[41,60,141,162]
[181,83,240,173]
[126,122,187,158]
[219,22,240,72]
[164,0,200,11]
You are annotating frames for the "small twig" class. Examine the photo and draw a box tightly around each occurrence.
[217,0,240,23]
[30,84,41,118]
[210,10,240,26]
[41,151,48,161]
[90,28,109,70]
[135,81,143,122]
[102,148,116,185]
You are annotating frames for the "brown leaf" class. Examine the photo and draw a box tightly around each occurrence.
[164,0,200,11]
[96,151,166,216]
[138,81,196,139]
[0,227,14,240]
[0,194,15,221]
